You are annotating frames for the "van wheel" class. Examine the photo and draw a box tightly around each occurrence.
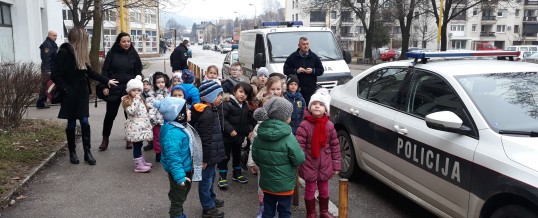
[491,204,538,218]
[338,130,357,178]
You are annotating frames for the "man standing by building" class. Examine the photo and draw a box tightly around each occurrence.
[170,39,190,72]
[36,30,58,109]
[283,37,324,105]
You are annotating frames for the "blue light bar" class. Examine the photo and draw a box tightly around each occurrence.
[406,51,520,59]
[231,44,238,50]
[260,21,303,27]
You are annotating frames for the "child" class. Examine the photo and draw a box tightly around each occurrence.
[190,80,226,218]
[269,72,287,91]
[147,71,170,162]
[180,69,201,108]
[153,97,200,218]
[217,82,254,189]
[222,62,244,94]
[142,76,155,151]
[256,76,284,106]
[255,67,269,90]
[171,72,182,87]
[283,75,305,135]
[204,65,221,85]
[122,76,153,173]
[252,97,305,218]
[296,88,341,218]
[171,85,186,99]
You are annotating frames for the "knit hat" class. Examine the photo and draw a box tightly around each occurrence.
[286,75,299,87]
[142,76,151,84]
[257,67,269,78]
[253,97,293,122]
[153,97,187,122]
[199,80,223,104]
[126,75,143,92]
[172,72,182,81]
[181,69,195,84]
[170,84,187,98]
[309,88,331,114]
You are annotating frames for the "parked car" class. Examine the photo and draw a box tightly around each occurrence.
[222,50,239,79]
[380,48,397,61]
[221,43,232,54]
[475,42,501,50]
[202,44,212,50]
[519,51,537,62]
[331,50,538,218]
[524,52,538,63]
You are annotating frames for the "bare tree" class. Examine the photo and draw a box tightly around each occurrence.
[89,0,102,71]
[382,0,427,59]
[261,0,284,21]
[411,10,436,49]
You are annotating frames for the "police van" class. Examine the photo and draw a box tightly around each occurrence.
[236,21,353,90]
[330,51,538,218]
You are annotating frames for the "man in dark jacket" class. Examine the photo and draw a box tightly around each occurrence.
[190,80,226,218]
[283,37,324,105]
[170,39,190,72]
[36,30,58,109]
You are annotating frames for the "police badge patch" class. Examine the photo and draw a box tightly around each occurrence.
[44,48,49,53]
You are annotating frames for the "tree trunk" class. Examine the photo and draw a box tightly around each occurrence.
[440,21,448,51]
[90,0,102,72]
[364,14,376,59]
[400,28,411,60]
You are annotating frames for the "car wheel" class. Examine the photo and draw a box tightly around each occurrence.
[389,57,395,62]
[491,204,538,218]
[338,129,358,178]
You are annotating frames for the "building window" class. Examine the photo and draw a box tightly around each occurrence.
[63,9,73,21]
[357,0,365,3]
[514,25,520,33]
[356,26,365,34]
[330,11,336,20]
[515,9,520,17]
[451,24,465,31]
[331,26,336,34]
[0,3,14,62]
[451,40,467,49]
[341,11,352,22]
[473,8,478,16]
[340,26,351,37]
[104,10,116,22]
[497,9,507,17]
[472,24,477,32]
[414,11,419,19]
[496,25,506,32]
[310,11,326,22]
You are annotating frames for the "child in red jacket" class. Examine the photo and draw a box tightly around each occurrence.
[296,88,341,218]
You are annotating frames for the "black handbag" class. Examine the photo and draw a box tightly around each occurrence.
[96,83,106,100]
[49,84,65,104]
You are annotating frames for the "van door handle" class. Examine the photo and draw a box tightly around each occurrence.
[349,108,359,116]
[393,125,408,135]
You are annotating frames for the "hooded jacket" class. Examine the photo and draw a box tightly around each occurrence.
[222,96,253,144]
[160,121,193,184]
[189,103,227,165]
[252,119,305,193]
[123,97,153,142]
[284,91,306,135]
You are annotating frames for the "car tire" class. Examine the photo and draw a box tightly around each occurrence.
[389,57,395,62]
[338,129,358,178]
[490,204,538,218]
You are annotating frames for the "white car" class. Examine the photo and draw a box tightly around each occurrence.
[330,51,538,218]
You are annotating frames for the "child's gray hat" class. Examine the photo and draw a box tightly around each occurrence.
[253,97,293,122]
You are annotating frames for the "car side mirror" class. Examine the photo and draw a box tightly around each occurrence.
[343,49,351,64]
[254,53,265,68]
[223,61,230,65]
[425,111,472,135]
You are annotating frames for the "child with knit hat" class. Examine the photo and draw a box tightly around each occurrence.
[146,71,170,162]
[190,80,226,218]
[179,69,201,108]
[296,88,341,218]
[122,75,153,173]
[284,75,306,135]
[142,75,155,151]
[171,72,182,88]
[252,97,305,218]
[153,97,202,218]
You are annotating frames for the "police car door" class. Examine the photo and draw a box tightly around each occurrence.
[392,69,479,217]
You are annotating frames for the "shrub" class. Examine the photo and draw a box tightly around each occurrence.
[0,62,40,129]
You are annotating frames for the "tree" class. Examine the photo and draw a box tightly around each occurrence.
[371,22,390,48]
[166,18,181,30]
[262,0,283,21]
[381,0,426,59]
[411,10,437,50]
[89,0,102,72]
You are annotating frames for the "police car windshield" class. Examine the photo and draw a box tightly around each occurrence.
[457,72,538,132]
[267,31,342,63]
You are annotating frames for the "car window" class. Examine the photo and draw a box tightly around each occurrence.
[357,68,408,109]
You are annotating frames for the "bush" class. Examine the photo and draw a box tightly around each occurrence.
[0,62,40,129]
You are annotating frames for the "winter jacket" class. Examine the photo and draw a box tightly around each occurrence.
[222,96,253,144]
[252,119,305,193]
[147,88,170,125]
[51,43,109,119]
[160,121,193,184]
[284,91,306,135]
[39,37,58,71]
[100,47,143,102]
[170,44,189,71]
[222,77,243,94]
[189,103,227,165]
[296,110,341,182]
[283,49,324,93]
[180,83,201,107]
[123,97,153,142]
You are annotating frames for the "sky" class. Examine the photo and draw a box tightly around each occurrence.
[160,0,286,24]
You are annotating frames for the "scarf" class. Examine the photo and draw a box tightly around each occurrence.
[304,115,329,158]
[169,121,203,182]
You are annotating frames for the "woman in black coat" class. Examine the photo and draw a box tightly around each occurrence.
[51,28,118,165]
[98,32,143,151]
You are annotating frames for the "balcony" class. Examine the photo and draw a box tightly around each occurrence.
[524,16,538,22]
[480,32,496,37]
[525,0,538,5]
[482,16,497,21]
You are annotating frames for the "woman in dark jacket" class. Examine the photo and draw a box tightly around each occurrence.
[51,28,118,165]
[99,32,143,151]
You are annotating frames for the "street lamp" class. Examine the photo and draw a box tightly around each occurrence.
[249,3,257,27]
[234,11,241,31]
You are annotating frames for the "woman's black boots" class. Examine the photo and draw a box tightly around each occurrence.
[81,125,96,165]
[66,129,79,164]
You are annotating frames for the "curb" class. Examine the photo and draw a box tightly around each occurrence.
[0,144,66,208]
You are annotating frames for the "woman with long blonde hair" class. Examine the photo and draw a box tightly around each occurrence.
[51,28,118,165]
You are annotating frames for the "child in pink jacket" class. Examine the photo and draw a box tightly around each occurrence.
[296,88,341,218]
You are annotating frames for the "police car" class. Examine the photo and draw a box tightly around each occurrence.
[330,51,538,218]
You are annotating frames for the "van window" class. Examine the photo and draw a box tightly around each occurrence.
[506,46,516,51]
[266,31,342,63]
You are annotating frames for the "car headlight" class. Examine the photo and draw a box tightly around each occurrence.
[337,76,353,85]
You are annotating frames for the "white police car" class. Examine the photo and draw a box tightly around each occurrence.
[330,51,538,218]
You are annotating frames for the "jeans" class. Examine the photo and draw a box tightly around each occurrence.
[67,117,89,130]
[168,173,191,217]
[198,163,217,209]
[262,193,292,218]
[133,141,143,158]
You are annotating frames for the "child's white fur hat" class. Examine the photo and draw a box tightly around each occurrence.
[126,75,143,92]
[309,88,331,114]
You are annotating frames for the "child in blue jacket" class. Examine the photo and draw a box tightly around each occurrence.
[284,75,306,135]
[180,69,201,107]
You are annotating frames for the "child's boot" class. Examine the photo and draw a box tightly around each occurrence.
[255,203,264,218]
[319,197,333,218]
[305,198,316,218]
[141,154,152,167]
[232,167,248,184]
[133,157,151,173]
[218,170,228,190]
[125,141,133,149]
[143,140,153,151]
[155,152,161,162]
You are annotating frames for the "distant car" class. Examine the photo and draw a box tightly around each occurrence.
[524,52,538,62]
[520,51,537,62]
[380,48,397,61]
[222,50,239,79]
[221,44,232,54]
[216,44,223,52]
[202,44,212,50]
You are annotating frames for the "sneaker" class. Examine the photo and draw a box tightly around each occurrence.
[214,198,224,208]
[232,175,248,184]
[202,207,224,218]
[217,179,228,189]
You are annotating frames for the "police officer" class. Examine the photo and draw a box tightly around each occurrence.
[37,31,58,109]
[170,39,190,72]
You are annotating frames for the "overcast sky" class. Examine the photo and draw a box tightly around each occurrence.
[161,0,286,21]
